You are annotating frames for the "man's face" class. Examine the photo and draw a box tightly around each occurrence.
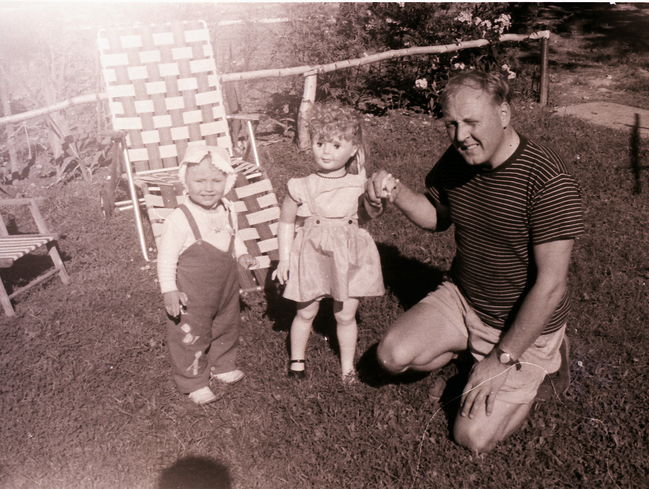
[442,86,510,168]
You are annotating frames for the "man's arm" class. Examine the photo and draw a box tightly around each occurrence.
[461,238,574,418]
[366,169,450,231]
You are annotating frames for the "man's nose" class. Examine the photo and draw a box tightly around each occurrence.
[455,123,469,142]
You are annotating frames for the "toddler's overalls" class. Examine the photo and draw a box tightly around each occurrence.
[167,204,241,393]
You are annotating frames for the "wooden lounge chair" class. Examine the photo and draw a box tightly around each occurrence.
[97,20,279,291]
[0,198,70,316]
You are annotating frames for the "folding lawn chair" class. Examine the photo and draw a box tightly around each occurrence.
[0,198,71,316]
[97,20,279,291]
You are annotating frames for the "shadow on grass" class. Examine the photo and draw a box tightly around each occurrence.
[377,242,445,310]
[157,456,232,489]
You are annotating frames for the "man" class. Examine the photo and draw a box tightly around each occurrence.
[366,70,584,454]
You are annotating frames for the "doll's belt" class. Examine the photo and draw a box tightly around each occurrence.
[303,216,358,227]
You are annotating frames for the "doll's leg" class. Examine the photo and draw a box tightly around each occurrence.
[289,300,320,372]
[333,298,360,379]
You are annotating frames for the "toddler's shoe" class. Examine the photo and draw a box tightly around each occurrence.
[211,369,245,384]
[188,386,219,405]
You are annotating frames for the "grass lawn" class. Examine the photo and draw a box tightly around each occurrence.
[1,107,647,489]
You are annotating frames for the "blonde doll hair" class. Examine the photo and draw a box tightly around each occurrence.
[179,143,237,195]
[306,102,368,175]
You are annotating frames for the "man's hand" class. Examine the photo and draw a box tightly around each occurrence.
[365,170,392,208]
[238,253,258,269]
[271,260,290,285]
[460,354,512,419]
[163,290,188,318]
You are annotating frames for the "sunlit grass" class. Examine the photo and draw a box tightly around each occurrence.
[0,108,647,489]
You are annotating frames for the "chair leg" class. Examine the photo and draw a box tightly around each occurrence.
[47,242,71,285]
[0,278,15,316]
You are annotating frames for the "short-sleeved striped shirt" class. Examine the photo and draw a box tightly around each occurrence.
[425,136,584,334]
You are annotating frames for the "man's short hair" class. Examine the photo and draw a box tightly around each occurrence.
[439,70,511,109]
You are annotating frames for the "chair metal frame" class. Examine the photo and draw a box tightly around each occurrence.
[0,198,71,316]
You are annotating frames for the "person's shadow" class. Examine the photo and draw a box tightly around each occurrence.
[357,242,447,386]
[157,456,232,489]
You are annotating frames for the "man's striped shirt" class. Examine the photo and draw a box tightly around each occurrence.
[425,136,584,334]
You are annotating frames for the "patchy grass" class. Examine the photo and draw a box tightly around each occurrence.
[0,108,647,489]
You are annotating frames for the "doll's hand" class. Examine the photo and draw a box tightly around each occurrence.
[365,170,388,208]
[163,290,188,318]
[238,254,258,269]
[271,260,290,285]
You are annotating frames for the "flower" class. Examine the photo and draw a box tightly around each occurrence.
[415,78,428,89]
[455,11,472,24]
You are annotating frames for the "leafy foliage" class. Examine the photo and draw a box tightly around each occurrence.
[277,3,521,114]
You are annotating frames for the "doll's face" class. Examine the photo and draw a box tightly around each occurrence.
[184,158,228,209]
[311,135,358,177]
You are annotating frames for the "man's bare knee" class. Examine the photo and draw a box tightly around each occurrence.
[453,421,498,454]
[376,338,410,374]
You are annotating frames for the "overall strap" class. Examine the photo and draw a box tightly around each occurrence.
[178,204,202,242]
[224,200,237,256]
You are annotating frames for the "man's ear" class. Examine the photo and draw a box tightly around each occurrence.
[500,101,512,128]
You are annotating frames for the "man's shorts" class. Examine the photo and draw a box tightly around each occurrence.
[420,281,565,404]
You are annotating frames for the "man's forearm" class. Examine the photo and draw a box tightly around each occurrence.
[392,182,440,231]
[497,282,566,360]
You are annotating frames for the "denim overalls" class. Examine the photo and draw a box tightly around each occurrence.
[166,204,240,393]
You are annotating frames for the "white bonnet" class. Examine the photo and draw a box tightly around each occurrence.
[179,142,237,195]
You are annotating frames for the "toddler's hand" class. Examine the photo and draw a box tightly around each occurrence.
[238,253,258,269]
[163,290,188,318]
[271,260,290,285]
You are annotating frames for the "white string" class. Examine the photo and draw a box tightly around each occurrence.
[408,361,550,488]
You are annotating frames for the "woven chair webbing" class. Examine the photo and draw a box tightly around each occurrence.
[98,21,231,173]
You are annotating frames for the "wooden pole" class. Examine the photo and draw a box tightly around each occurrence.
[297,72,317,150]
[0,65,18,175]
[539,36,549,106]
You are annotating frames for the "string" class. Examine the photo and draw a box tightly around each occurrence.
[408,361,551,489]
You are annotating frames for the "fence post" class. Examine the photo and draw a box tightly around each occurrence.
[0,64,18,176]
[297,72,317,150]
[539,36,549,106]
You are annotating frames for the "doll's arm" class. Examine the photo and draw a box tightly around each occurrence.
[271,196,298,284]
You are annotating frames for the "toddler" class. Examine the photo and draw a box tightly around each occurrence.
[157,144,256,405]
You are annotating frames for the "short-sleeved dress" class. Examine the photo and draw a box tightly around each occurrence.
[282,172,385,303]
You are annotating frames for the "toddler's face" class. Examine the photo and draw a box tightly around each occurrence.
[312,135,358,176]
[184,158,228,209]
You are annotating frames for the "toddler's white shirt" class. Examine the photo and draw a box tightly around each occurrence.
[157,198,248,293]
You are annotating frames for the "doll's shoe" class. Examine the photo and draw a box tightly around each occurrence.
[188,386,219,405]
[288,359,306,379]
[211,369,246,384]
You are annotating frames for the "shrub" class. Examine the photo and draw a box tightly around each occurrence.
[276,2,523,114]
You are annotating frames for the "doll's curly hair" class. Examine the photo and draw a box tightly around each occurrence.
[306,102,367,174]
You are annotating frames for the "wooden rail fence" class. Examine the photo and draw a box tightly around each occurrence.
[0,30,551,151]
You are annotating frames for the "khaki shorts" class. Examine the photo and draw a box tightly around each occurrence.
[420,281,565,404]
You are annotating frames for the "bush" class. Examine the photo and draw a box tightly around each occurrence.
[276,2,524,114]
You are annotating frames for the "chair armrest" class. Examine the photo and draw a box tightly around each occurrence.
[0,197,45,207]
[227,113,262,122]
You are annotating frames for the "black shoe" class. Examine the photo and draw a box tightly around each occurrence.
[537,336,571,401]
[288,359,306,379]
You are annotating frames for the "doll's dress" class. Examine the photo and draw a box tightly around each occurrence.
[282,172,385,302]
